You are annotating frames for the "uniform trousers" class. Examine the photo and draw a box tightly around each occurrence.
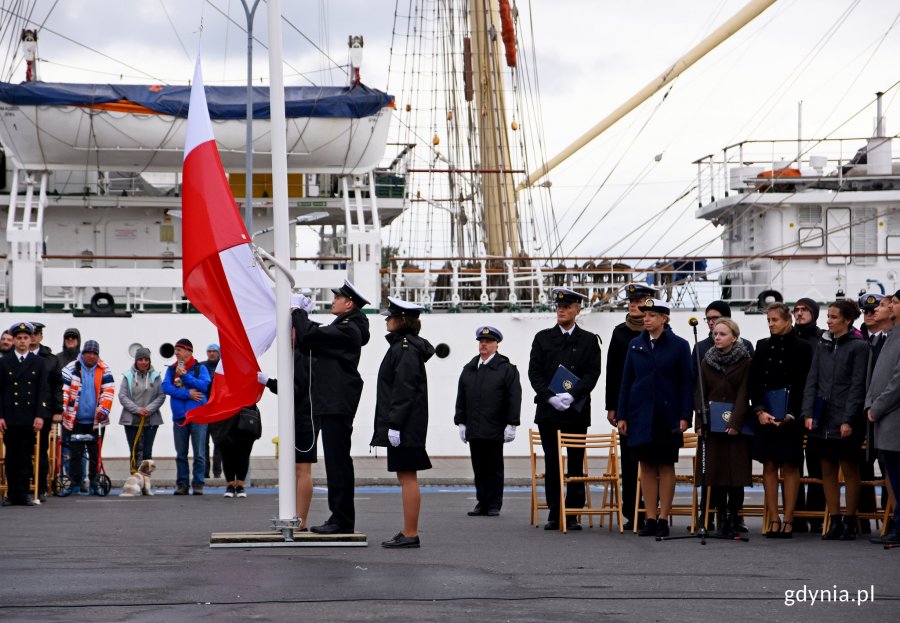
[469,439,505,511]
[38,424,51,495]
[619,436,643,523]
[3,425,37,502]
[538,421,587,523]
[321,412,356,529]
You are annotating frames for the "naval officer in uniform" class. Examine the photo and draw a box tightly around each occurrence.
[454,325,522,516]
[0,322,50,506]
[528,288,602,530]
[290,280,371,535]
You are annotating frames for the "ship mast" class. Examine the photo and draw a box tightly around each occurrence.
[470,0,520,256]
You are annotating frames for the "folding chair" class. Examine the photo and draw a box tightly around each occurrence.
[529,429,547,527]
[558,431,623,534]
[635,432,701,533]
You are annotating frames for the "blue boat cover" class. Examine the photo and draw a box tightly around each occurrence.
[0,81,393,120]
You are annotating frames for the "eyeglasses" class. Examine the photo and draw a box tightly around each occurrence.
[704,316,722,323]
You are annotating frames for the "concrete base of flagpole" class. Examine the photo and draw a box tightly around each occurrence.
[209,529,368,548]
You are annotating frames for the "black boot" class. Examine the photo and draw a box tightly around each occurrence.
[839,515,857,541]
[823,514,843,540]
[716,511,731,537]
[731,512,743,538]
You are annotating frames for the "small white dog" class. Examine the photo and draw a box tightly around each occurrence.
[120,460,156,497]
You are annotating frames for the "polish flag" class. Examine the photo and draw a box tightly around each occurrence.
[180,57,276,424]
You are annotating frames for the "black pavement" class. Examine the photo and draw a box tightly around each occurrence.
[0,488,897,622]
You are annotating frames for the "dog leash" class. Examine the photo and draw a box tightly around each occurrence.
[130,416,146,473]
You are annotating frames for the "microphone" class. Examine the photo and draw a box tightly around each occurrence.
[689,317,699,327]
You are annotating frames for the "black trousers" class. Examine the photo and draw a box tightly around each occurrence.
[469,439,505,511]
[803,436,825,525]
[68,422,103,485]
[619,436,643,522]
[538,421,587,523]
[321,413,355,529]
[3,425,36,502]
[221,438,255,482]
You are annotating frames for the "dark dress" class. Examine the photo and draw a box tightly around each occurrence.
[748,331,812,467]
[696,356,753,487]
[372,332,435,472]
[617,326,693,465]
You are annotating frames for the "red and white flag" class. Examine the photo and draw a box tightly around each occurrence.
[181,57,276,424]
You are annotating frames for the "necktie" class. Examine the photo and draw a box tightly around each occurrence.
[650,339,657,349]
[19,355,24,363]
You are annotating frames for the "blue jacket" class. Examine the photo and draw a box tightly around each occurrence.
[616,326,694,446]
[161,360,210,422]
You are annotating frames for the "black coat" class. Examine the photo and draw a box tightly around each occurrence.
[749,331,812,419]
[528,324,601,428]
[292,307,370,417]
[372,333,435,448]
[35,344,63,415]
[605,318,641,412]
[0,351,50,425]
[794,322,823,351]
[454,353,522,441]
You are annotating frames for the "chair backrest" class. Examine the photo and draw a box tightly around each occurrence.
[557,431,619,452]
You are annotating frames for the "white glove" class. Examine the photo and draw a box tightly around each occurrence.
[458,424,467,443]
[548,395,568,411]
[257,371,269,385]
[291,293,316,313]
[558,392,574,409]
[388,429,401,447]
[503,424,516,443]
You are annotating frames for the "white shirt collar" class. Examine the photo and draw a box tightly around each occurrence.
[479,353,496,366]
[558,325,575,336]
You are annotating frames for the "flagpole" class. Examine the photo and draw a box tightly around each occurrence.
[266,0,297,530]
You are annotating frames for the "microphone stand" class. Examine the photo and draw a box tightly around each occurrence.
[658,319,748,544]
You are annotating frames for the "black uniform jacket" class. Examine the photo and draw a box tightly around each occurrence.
[749,330,812,419]
[371,333,435,448]
[528,324,601,428]
[36,344,63,415]
[605,320,641,412]
[292,307,371,417]
[0,351,51,425]
[454,353,522,441]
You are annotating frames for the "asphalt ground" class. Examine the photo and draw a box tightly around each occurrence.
[0,486,897,623]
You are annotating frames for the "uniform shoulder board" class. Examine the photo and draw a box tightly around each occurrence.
[401,337,409,350]
[341,319,349,324]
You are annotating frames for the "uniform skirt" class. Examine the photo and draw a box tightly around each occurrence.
[387,446,432,472]
[809,434,863,463]
[294,411,321,464]
[632,409,683,465]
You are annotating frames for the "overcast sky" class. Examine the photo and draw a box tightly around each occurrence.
[4,0,899,260]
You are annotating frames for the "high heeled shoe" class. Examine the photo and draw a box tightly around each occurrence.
[765,518,782,538]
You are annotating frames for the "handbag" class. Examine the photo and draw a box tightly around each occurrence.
[236,406,262,440]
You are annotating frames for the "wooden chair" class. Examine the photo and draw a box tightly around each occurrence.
[558,431,623,534]
[635,432,701,533]
[529,429,547,527]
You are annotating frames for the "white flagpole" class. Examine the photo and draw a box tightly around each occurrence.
[266,0,297,528]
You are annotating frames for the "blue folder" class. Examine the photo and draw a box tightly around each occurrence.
[763,388,790,421]
[709,401,755,436]
[549,365,586,412]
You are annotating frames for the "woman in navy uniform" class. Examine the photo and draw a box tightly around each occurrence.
[606,283,656,530]
[528,288,602,530]
[0,322,50,506]
[617,299,693,537]
[454,326,522,516]
[372,297,435,548]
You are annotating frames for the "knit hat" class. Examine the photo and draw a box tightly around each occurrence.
[705,300,732,318]
[134,347,152,361]
[82,340,100,355]
[795,297,820,321]
[206,343,220,352]
[175,338,193,352]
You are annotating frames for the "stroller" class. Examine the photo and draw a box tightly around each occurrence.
[54,423,112,497]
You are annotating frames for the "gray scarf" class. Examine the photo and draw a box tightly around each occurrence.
[704,340,749,372]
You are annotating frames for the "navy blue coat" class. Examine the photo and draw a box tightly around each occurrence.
[616,326,694,447]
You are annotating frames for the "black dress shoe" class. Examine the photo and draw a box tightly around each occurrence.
[486,508,500,517]
[22,497,35,507]
[381,532,420,548]
[1,498,14,507]
[655,520,670,538]
[623,520,634,532]
[467,505,485,516]
[310,523,354,535]
[543,520,560,530]
[565,518,582,531]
